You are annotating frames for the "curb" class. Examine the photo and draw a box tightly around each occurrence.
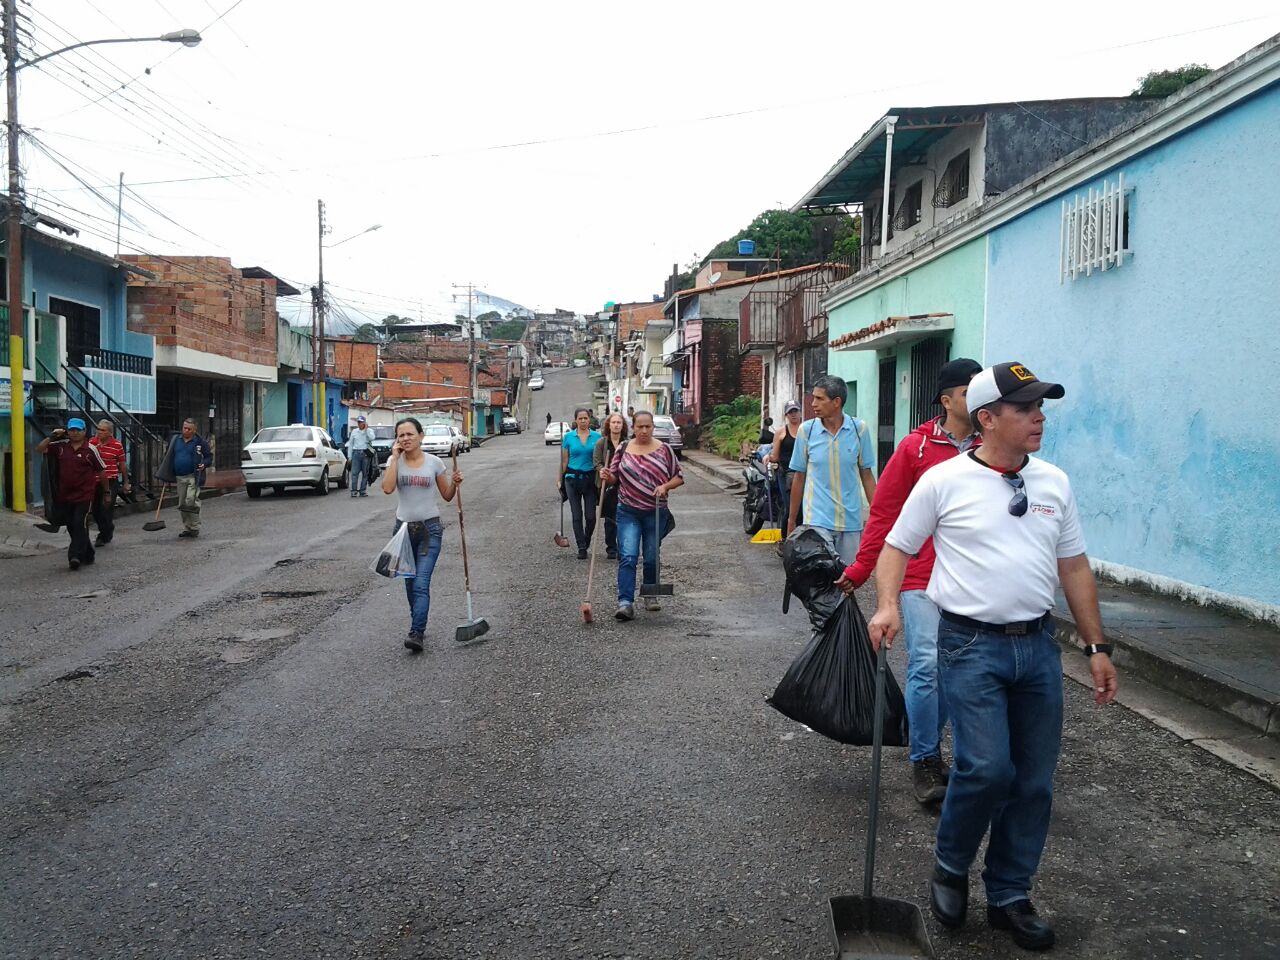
[1054,612,1279,737]
[681,451,746,491]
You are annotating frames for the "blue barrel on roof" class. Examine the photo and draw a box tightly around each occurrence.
[738,239,756,256]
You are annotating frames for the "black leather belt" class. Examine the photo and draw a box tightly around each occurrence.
[940,610,1052,636]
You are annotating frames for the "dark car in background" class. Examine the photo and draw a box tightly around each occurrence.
[369,425,396,464]
[651,415,683,458]
[500,416,522,435]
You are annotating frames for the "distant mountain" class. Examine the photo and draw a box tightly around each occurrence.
[285,286,532,335]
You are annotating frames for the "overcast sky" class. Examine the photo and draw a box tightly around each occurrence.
[17,1,1280,325]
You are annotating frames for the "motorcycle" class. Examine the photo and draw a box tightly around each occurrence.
[742,450,775,536]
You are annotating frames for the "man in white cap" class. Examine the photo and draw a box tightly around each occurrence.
[347,415,377,498]
[867,361,1117,951]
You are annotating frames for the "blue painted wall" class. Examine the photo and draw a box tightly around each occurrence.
[985,81,1280,608]
[28,243,153,359]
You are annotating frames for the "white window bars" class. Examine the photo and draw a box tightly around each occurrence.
[1060,173,1131,282]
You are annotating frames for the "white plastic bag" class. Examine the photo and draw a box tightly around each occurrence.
[371,523,416,579]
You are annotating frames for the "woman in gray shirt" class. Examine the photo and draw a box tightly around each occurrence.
[380,417,463,652]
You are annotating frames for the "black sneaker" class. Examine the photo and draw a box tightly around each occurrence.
[35,522,60,533]
[68,558,81,570]
[577,548,588,560]
[94,536,110,547]
[404,632,424,653]
[178,530,199,539]
[912,755,949,804]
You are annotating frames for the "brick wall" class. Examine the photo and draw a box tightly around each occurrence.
[326,338,377,380]
[700,319,755,418]
[123,256,278,368]
[381,359,472,401]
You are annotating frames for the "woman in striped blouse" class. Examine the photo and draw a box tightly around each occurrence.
[600,411,684,621]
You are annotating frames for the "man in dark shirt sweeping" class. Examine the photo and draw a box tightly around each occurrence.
[37,417,108,570]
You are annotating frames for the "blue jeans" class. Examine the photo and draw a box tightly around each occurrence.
[616,503,658,604]
[395,518,443,635]
[350,449,370,493]
[813,527,860,566]
[901,590,947,763]
[934,616,1063,906]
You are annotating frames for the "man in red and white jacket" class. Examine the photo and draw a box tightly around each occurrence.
[837,358,982,804]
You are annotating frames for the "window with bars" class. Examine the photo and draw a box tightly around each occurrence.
[892,181,923,230]
[932,150,970,208]
[1060,174,1131,282]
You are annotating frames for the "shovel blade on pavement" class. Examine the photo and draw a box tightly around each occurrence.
[829,895,934,959]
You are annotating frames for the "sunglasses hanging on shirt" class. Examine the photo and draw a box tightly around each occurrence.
[1002,471,1028,517]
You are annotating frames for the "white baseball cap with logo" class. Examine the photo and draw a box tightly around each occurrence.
[967,361,1065,412]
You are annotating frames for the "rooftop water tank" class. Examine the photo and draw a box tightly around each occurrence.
[738,239,756,256]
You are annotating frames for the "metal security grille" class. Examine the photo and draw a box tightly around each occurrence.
[1060,173,1131,280]
[910,337,950,428]
[877,357,897,473]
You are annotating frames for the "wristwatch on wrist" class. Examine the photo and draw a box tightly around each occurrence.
[1083,643,1114,657]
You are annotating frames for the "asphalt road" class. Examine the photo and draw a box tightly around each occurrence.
[2,367,1277,960]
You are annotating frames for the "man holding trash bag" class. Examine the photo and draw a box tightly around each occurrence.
[786,375,876,565]
[836,358,982,806]
[867,361,1117,952]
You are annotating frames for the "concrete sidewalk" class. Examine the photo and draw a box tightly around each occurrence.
[682,444,1280,785]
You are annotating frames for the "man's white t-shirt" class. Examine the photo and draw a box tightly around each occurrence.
[886,452,1087,622]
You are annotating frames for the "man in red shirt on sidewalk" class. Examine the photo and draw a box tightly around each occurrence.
[89,419,130,547]
[36,417,108,570]
[837,358,982,804]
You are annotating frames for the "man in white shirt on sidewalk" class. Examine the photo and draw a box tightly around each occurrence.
[868,361,1118,952]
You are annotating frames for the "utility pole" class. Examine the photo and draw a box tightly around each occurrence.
[115,172,123,255]
[452,282,476,437]
[313,199,328,430]
[5,0,27,512]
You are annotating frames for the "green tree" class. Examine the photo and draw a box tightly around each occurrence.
[476,310,503,325]
[705,209,859,270]
[1133,64,1212,97]
[353,322,384,343]
[490,319,528,340]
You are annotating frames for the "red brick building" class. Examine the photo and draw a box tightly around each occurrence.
[123,256,297,469]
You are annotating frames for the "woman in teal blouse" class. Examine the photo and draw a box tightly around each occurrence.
[558,407,602,558]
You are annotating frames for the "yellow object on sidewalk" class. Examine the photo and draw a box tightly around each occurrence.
[751,528,783,543]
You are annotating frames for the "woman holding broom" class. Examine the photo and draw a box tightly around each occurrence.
[592,412,628,560]
[599,411,683,621]
[381,417,463,653]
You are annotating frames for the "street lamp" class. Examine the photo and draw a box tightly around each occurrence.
[3,3,202,512]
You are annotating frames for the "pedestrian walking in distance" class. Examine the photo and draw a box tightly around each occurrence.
[786,375,877,565]
[89,419,130,547]
[546,411,552,426]
[836,358,983,805]
[868,361,1118,952]
[380,417,463,653]
[767,400,803,532]
[347,415,376,498]
[559,407,601,560]
[593,412,628,560]
[36,418,107,570]
[156,418,209,539]
[600,411,683,621]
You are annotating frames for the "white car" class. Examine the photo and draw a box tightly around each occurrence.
[242,424,349,498]
[420,423,459,457]
[450,425,471,453]
[572,358,587,367]
[544,421,570,445]
[529,374,545,390]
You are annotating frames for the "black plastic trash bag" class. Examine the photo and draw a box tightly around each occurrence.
[768,526,909,746]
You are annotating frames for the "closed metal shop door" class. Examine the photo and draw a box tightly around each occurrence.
[877,356,897,472]
[909,338,950,429]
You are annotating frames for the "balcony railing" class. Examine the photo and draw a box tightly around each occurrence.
[72,347,153,376]
[740,291,784,353]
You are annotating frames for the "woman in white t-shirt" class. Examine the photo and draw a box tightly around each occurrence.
[380,417,463,652]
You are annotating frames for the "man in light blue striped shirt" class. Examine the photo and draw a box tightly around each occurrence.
[786,375,878,564]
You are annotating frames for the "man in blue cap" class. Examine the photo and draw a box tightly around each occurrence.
[36,417,108,569]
